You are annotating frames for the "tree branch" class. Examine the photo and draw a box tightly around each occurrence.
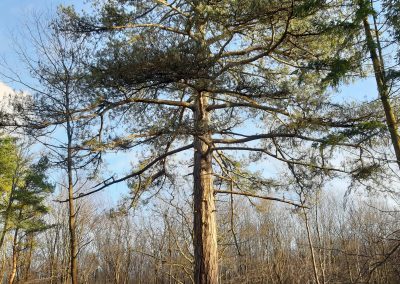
[55,143,194,202]
[212,133,358,147]
[215,189,307,208]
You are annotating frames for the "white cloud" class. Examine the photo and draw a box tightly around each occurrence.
[0,82,14,95]
[0,82,31,130]
[0,82,17,113]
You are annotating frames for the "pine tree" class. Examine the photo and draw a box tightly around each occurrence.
[55,1,379,282]
[0,137,53,283]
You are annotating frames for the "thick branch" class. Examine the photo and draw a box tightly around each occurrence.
[56,143,194,202]
[212,133,358,147]
[107,97,194,110]
[207,102,289,116]
[76,22,190,37]
[215,190,307,208]
[213,146,351,174]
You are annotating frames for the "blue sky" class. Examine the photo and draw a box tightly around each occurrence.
[0,0,79,50]
[0,0,86,89]
[0,1,131,205]
[0,1,385,206]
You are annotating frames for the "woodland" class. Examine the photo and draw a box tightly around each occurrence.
[0,0,400,283]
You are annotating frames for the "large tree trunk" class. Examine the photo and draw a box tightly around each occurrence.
[363,17,400,169]
[193,91,219,284]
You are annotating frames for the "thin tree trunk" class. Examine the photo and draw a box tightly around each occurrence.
[0,194,15,279]
[0,206,11,249]
[67,117,78,284]
[193,91,219,283]
[49,229,58,284]
[362,17,400,169]
[315,198,326,284]
[303,209,321,284]
[23,233,34,282]
[0,172,18,250]
[68,167,78,284]
[8,226,19,284]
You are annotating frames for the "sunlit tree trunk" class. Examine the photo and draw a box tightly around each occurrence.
[0,169,19,250]
[8,217,20,284]
[193,91,219,283]
[0,204,11,250]
[362,16,400,169]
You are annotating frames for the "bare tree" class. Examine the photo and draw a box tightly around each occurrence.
[5,17,103,283]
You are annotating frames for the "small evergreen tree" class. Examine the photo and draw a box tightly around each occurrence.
[0,137,53,283]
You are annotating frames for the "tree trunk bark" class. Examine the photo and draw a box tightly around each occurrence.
[23,233,34,282]
[193,91,219,284]
[363,17,400,169]
[0,207,10,250]
[68,170,78,284]
[67,121,78,284]
[8,226,19,284]
[0,181,17,250]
